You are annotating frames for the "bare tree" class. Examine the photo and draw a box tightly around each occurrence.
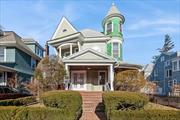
[34,55,66,91]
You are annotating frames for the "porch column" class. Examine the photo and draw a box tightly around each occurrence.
[65,64,69,90]
[70,43,72,55]
[58,46,61,58]
[77,41,81,51]
[109,64,114,91]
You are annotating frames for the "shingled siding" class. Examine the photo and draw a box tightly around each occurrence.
[15,48,33,74]
[6,47,16,62]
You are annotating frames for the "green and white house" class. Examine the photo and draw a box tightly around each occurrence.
[48,4,141,91]
[0,31,44,86]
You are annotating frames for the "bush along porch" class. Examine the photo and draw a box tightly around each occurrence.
[103,91,180,120]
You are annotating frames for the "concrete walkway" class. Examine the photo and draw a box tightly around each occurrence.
[79,92,106,120]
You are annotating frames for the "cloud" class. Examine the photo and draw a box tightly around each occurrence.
[128,18,180,30]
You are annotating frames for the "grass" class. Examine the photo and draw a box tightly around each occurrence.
[28,103,45,108]
[144,102,178,110]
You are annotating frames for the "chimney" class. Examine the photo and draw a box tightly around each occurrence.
[45,42,49,57]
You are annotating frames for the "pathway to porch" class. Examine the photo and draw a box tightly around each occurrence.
[80,92,106,120]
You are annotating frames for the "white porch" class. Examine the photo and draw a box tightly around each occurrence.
[65,64,114,91]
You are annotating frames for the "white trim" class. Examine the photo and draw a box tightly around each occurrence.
[52,17,77,40]
[66,63,113,66]
[112,21,113,32]
[105,22,107,34]
[109,64,114,91]
[4,47,6,62]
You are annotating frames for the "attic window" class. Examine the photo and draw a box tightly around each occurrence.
[63,29,67,32]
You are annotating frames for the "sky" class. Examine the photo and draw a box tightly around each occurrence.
[0,0,180,65]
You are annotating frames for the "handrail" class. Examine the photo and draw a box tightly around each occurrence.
[105,82,111,91]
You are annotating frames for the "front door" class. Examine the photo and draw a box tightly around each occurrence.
[71,71,86,90]
[98,71,107,91]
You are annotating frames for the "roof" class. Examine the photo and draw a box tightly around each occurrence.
[142,64,154,72]
[23,38,44,50]
[115,62,142,70]
[0,65,16,72]
[0,31,41,60]
[106,3,121,17]
[80,29,105,38]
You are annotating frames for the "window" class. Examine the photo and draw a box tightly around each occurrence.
[0,47,5,61]
[166,69,172,77]
[165,60,170,67]
[160,56,164,62]
[154,69,158,76]
[168,80,172,87]
[63,29,67,32]
[0,72,4,84]
[173,79,177,85]
[172,61,178,71]
[168,79,177,88]
[31,58,36,70]
[107,22,112,34]
[113,42,119,58]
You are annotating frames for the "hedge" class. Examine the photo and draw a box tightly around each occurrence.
[0,96,36,106]
[109,110,180,120]
[103,91,148,112]
[40,90,82,119]
[0,106,76,120]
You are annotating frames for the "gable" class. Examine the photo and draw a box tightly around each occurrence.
[52,17,77,39]
[73,51,106,60]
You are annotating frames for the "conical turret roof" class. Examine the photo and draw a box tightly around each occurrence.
[106,3,121,16]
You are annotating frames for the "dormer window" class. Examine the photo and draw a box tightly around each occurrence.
[107,22,112,34]
[63,29,67,32]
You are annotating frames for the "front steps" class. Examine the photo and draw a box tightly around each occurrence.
[80,92,106,120]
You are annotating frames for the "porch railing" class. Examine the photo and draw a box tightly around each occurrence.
[105,82,111,91]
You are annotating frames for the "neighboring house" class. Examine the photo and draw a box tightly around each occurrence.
[48,3,141,91]
[23,38,44,58]
[0,31,44,87]
[150,51,180,96]
[142,63,154,79]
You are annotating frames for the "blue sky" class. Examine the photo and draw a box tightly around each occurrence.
[0,0,180,65]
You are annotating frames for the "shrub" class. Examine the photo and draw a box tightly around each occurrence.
[40,90,82,119]
[109,110,180,120]
[0,106,77,120]
[103,91,148,111]
[0,96,36,106]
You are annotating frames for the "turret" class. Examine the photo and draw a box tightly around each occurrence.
[103,3,125,62]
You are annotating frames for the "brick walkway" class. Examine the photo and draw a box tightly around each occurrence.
[80,92,106,120]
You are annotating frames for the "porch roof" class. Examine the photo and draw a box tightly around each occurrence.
[0,65,16,72]
[63,48,115,63]
[115,62,142,70]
